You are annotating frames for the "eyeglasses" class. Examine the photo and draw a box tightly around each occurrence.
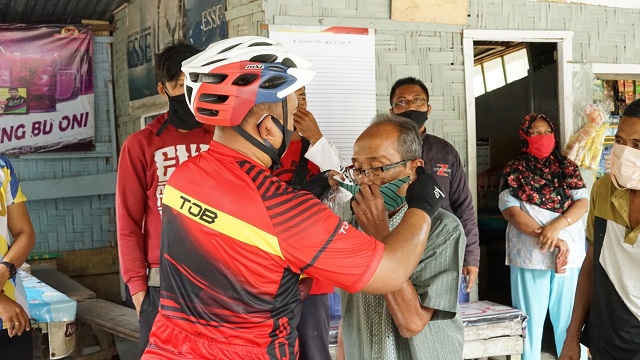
[392,97,427,110]
[346,160,411,180]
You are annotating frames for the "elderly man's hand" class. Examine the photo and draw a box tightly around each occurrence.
[293,108,323,144]
[352,184,390,240]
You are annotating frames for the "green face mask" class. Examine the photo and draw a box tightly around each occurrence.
[338,176,411,212]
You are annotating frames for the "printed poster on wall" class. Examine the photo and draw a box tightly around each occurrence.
[269,26,376,160]
[127,0,228,101]
[182,0,226,49]
[127,0,157,101]
[0,24,94,154]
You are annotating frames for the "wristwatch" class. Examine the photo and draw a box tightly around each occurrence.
[1,261,16,278]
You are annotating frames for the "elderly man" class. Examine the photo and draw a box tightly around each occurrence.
[337,115,465,360]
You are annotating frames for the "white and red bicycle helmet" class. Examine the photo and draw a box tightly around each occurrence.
[182,36,315,126]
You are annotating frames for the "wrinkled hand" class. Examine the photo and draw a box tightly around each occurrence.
[555,239,570,260]
[558,337,582,360]
[536,222,562,253]
[352,184,390,239]
[0,292,31,337]
[327,170,344,187]
[293,108,323,144]
[462,266,479,293]
[405,167,445,218]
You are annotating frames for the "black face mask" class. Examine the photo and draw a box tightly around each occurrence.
[396,110,428,129]
[167,92,201,130]
[156,91,201,136]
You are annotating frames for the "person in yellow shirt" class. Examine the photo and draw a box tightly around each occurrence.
[0,156,36,360]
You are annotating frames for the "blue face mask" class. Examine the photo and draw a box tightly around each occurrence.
[338,176,411,212]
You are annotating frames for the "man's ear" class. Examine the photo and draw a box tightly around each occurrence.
[410,158,425,172]
[157,82,166,97]
[409,159,425,182]
[427,104,432,116]
[389,107,394,115]
[258,115,277,141]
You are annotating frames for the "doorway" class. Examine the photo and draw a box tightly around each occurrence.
[463,30,574,355]
[463,30,574,204]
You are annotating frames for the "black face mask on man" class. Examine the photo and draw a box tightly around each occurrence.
[396,110,428,129]
[156,91,202,136]
[167,92,201,130]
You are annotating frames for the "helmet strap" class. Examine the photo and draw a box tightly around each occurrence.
[279,98,290,158]
[232,98,291,170]
[233,117,282,169]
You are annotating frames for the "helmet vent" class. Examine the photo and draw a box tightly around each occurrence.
[218,44,241,54]
[249,54,278,63]
[186,85,193,101]
[281,58,297,68]
[190,73,228,84]
[260,76,289,89]
[197,108,220,117]
[266,65,285,73]
[232,73,259,86]
[199,94,229,104]
[202,58,226,67]
[248,42,274,47]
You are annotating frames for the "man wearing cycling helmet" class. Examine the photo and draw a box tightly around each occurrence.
[143,36,446,360]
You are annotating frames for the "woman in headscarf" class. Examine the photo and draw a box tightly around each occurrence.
[498,113,589,360]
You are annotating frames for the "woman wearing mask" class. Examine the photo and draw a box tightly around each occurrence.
[498,113,588,360]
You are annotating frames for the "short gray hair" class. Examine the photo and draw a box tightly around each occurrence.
[370,114,422,160]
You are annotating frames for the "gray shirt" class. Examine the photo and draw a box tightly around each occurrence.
[340,207,465,360]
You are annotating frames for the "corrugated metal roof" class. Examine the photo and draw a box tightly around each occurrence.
[0,0,127,24]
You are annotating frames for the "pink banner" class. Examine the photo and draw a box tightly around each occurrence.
[0,25,94,154]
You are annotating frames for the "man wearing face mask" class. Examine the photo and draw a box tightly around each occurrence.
[337,115,465,360]
[560,99,640,360]
[116,43,214,358]
[389,77,480,298]
[142,36,446,360]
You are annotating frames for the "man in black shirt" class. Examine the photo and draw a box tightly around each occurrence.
[2,88,27,114]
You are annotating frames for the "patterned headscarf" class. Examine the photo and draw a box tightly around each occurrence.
[499,113,585,213]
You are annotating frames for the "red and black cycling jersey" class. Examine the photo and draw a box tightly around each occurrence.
[151,140,383,359]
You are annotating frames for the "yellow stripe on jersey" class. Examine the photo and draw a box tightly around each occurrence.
[163,185,284,259]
